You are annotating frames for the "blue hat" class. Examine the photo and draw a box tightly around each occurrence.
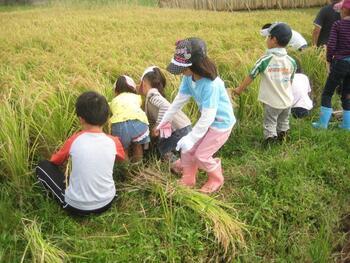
[267,22,292,46]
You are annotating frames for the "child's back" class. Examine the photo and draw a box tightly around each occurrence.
[146,88,190,130]
[51,131,123,210]
[110,92,148,124]
[110,75,150,161]
[234,23,296,142]
[251,48,296,109]
[36,91,125,216]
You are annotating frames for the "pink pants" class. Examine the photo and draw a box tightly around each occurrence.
[180,128,232,173]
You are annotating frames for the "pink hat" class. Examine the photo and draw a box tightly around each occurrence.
[334,0,350,10]
[342,0,350,8]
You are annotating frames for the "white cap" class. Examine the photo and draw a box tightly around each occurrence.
[113,75,136,91]
[260,22,282,37]
[141,66,158,81]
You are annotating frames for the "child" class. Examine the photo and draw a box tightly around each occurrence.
[110,75,150,161]
[291,59,313,118]
[139,66,192,164]
[313,0,350,130]
[36,91,125,216]
[234,23,296,143]
[261,22,308,51]
[157,37,236,193]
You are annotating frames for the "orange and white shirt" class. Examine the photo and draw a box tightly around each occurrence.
[50,131,125,210]
[250,48,297,109]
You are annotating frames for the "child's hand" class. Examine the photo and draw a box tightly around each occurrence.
[176,135,194,153]
[156,122,172,138]
[233,88,241,96]
[151,127,160,137]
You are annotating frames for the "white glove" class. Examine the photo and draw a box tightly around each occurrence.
[176,108,217,152]
[176,135,195,153]
[158,93,190,125]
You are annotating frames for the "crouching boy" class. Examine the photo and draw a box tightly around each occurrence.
[36,91,125,216]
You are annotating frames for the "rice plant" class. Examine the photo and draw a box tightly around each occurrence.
[0,97,38,191]
[130,168,247,258]
[22,218,68,263]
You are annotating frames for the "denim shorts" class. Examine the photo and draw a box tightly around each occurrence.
[111,120,150,150]
[157,125,192,156]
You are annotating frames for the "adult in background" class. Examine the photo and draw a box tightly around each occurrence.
[312,0,341,47]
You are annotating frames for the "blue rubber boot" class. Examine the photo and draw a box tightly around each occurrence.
[312,106,332,129]
[340,110,350,130]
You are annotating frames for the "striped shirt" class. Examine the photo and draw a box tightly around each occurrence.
[327,19,350,62]
[145,88,191,130]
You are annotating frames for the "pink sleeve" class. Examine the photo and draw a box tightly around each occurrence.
[50,132,82,165]
[108,135,125,161]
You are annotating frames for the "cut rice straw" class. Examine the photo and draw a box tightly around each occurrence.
[130,168,248,258]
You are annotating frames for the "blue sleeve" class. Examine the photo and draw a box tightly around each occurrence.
[179,76,192,96]
[201,82,219,109]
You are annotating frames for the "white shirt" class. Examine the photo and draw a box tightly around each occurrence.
[292,73,313,110]
[250,48,297,109]
[289,30,308,50]
[50,131,125,210]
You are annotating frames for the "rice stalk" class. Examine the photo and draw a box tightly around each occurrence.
[0,98,38,190]
[22,218,68,263]
[129,168,247,258]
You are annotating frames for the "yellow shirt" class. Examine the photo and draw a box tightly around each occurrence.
[109,93,149,124]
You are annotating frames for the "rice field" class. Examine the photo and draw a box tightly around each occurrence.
[1,2,350,262]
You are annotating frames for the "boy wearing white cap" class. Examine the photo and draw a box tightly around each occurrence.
[234,23,297,143]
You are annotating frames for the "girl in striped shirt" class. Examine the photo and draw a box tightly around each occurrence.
[138,66,191,167]
[313,0,350,130]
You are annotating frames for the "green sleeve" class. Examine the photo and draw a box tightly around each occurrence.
[249,55,273,79]
[287,56,297,81]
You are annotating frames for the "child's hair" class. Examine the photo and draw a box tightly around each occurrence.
[189,57,218,81]
[142,67,167,97]
[114,75,137,94]
[270,34,289,47]
[75,91,109,126]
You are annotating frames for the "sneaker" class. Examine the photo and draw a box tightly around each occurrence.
[277,130,289,142]
[263,136,277,147]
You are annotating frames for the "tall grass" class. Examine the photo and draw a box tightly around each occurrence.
[132,168,247,259]
[22,219,68,263]
[29,87,79,156]
[0,97,38,191]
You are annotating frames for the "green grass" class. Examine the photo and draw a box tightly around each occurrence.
[1,3,350,262]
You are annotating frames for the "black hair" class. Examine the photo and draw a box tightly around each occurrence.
[189,57,218,81]
[114,76,136,94]
[262,23,272,30]
[143,68,167,97]
[75,91,109,126]
[269,34,290,47]
[294,57,303,74]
